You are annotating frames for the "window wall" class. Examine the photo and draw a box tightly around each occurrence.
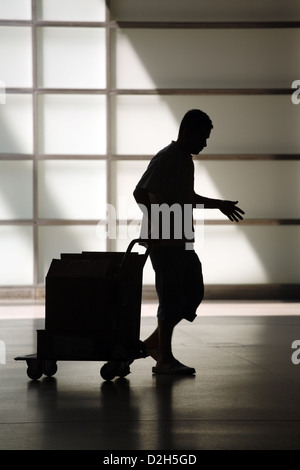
[0,0,299,300]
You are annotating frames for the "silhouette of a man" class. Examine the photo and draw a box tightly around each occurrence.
[134,109,244,375]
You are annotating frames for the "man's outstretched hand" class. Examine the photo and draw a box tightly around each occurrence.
[219,200,245,222]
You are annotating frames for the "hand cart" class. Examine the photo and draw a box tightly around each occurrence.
[15,239,150,381]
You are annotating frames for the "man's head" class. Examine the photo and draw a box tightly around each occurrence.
[177,109,213,155]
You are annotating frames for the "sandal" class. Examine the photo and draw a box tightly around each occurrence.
[152,360,195,376]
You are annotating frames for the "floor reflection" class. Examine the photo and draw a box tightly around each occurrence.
[3,306,300,450]
[153,375,196,449]
[24,363,198,450]
[25,374,143,449]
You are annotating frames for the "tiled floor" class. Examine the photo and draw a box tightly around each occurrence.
[1,301,300,451]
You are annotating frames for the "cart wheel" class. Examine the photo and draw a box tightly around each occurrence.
[26,359,43,380]
[43,360,58,377]
[100,363,116,381]
[116,362,131,378]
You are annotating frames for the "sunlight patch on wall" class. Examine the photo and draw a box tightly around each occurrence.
[196,225,269,284]
[0,226,33,285]
[111,95,179,155]
[0,161,33,219]
[196,225,300,285]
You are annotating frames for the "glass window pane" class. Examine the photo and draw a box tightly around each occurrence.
[38,27,106,89]
[110,0,300,21]
[112,28,300,89]
[110,160,149,219]
[0,27,32,88]
[0,161,33,219]
[38,160,106,219]
[0,0,31,20]
[38,225,107,283]
[0,94,33,154]
[38,94,106,155]
[195,225,300,284]
[37,0,106,21]
[112,95,300,155]
[194,161,300,220]
[0,226,33,285]
[111,95,178,155]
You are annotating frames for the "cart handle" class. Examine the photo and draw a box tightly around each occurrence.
[120,238,151,271]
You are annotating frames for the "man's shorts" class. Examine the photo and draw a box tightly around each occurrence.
[150,245,204,323]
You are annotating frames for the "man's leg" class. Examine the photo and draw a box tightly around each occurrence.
[144,246,196,373]
[143,326,159,360]
[151,317,196,374]
[143,317,180,364]
[156,317,179,366]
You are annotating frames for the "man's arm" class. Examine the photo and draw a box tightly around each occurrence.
[194,194,245,222]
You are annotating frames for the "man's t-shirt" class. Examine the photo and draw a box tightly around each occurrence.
[133,141,197,245]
